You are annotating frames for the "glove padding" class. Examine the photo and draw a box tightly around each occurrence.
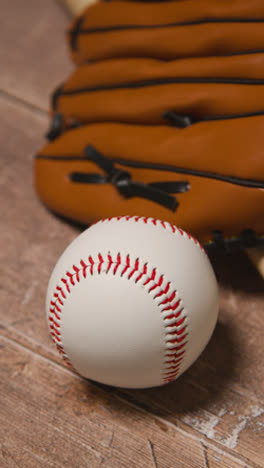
[35,115,264,248]
[68,0,264,63]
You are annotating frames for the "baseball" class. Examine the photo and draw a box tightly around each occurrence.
[46,216,218,389]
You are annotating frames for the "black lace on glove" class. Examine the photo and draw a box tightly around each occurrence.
[69,145,189,211]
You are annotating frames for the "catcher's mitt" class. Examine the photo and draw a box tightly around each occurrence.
[35,0,264,251]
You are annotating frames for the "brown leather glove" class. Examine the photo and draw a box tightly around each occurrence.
[35,114,264,249]
[68,0,264,63]
[35,0,264,250]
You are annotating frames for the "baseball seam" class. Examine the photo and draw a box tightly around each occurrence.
[48,216,205,385]
[98,215,205,253]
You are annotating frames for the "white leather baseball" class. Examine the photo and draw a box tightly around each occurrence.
[46,216,218,389]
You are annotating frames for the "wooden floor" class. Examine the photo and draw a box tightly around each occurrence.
[1,1,264,467]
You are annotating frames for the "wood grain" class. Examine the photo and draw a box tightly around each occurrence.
[0,1,263,467]
[0,0,73,111]
[0,335,253,468]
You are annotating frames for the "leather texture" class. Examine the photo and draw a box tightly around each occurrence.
[35,0,264,248]
[68,0,264,63]
[52,53,264,126]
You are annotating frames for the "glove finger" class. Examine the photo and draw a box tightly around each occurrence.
[68,0,264,62]
[51,54,264,129]
[70,0,264,32]
[35,116,264,244]
[58,54,264,90]
[52,83,264,129]
[70,21,264,63]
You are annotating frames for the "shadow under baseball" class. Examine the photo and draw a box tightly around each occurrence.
[117,316,237,414]
[78,313,239,423]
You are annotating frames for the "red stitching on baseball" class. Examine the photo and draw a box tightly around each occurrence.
[154,281,170,299]
[135,263,148,283]
[48,253,188,385]
[52,327,61,337]
[176,318,185,327]
[160,292,177,305]
[166,357,183,364]
[96,216,204,253]
[113,253,121,274]
[167,349,185,358]
[48,217,203,384]
[53,320,60,329]
[121,254,130,276]
[56,286,66,300]
[66,271,75,286]
[61,278,70,293]
[149,274,163,293]
[50,308,59,320]
[80,259,87,278]
[128,258,139,279]
[166,364,181,371]
[106,254,113,272]
[163,303,182,315]
[53,293,62,304]
[72,265,80,282]
[87,256,93,275]
[143,268,156,286]
[174,342,186,351]
[98,253,104,273]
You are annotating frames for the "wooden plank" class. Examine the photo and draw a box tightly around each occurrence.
[0,0,73,111]
[0,91,78,351]
[0,335,251,468]
[0,92,263,466]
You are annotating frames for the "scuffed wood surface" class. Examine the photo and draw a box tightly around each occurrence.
[0,1,263,467]
[0,0,73,111]
[0,336,256,468]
